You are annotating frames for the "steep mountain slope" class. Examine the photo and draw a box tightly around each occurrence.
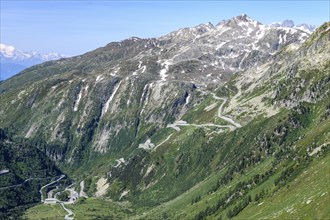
[0,15,329,219]
[141,23,329,219]
[0,43,67,80]
[0,129,65,219]
[0,15,310,165]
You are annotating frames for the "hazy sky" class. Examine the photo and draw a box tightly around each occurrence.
[1,1,329,55]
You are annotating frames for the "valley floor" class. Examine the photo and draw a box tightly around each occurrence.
[24,153,329,220]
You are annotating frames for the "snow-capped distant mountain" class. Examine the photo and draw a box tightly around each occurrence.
[270,20,317,34]
[0,43,67,80]
[295,23,317,34]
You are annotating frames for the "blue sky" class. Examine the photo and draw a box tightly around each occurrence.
[1,1,329,55]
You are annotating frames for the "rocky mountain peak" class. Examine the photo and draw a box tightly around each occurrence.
[233,13,255,23]
[191,22,216,34]
[216,14,261,29]
[281,19,295,28]
[127,37,142,42]
[196,22,215,30]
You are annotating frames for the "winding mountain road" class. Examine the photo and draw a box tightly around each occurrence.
[40,174,76,220]
[214,95,242,128]
[156,89,242,149]
[167,89,241,132]
[0,173,74,219]
[40,174,65,202]
[0,176,55,190]
[60,203,75,220]
[153,134,174,150]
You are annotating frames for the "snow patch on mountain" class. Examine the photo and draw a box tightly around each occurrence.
[159,60,171,81]
[96,75,104,82]
[73,85,89,112]
[103,81,122,115]
[73,90,83,112]
[185,93,191,105]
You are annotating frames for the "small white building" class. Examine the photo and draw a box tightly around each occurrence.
[44,198,58,204]
[0,169,9,175]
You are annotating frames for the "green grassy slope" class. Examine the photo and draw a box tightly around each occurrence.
[236,154,330,220]
[23,96,329,219]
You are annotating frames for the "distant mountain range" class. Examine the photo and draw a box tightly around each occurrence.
[0,43,67,80]
[270,19,317,34]
[0,19,316,81]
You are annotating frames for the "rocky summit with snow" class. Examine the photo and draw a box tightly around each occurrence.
[0,14,329,220]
